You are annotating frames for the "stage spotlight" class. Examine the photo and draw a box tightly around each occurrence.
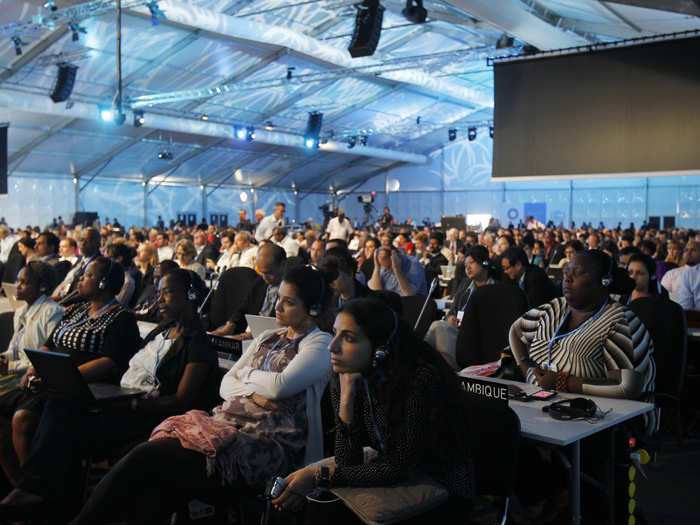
[50,63,78,103]
[347,136,357,149]
[99,106,115,122]
[359,135,368,146]
[200,114,209,121]
[402,0,427,24]
[43,2,57,11]
[264,121,276,131]
[11,36,24,56]
[133,110,145,127]
[246,127,255,142]
[348,0,385,58]
[234,125,246,140]
[489,126,494,139]
[157,151,173,160]
[68,21,87,42]
[304,111,323,149]
[448,128,457,141]
[496,34,514,49]
[468,127,477,141]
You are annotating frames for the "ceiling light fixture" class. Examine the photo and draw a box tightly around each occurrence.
[448,128,457,141]
[304,111,323,149]
[402,0,427,24]
[468,127,477,141]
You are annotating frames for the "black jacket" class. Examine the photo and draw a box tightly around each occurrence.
[504,265,560,309]
[227,276,271,334]
[195,243,220,266]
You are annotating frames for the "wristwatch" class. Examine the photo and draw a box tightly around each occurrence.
[314,466,331,489]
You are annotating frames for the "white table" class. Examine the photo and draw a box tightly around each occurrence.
[461,375,654,525]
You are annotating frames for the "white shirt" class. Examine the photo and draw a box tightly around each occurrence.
[230,246,257,269]
[59,254,79,267]
[157,246,174,261]
[326,216,353,241]
[121,332,175,391]
[255,215,285,242]
[4,295,64,375]
[0,235,18,263]
[661,265,688,304]
[276,237,299,258]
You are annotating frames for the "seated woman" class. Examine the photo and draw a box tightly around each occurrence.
[1,269,220,514]
[175,239,206,281]
[424,245,496,368]
[0,257,140,486]
[71,265,332,524]
[510,250,655,407]
[272,297,472,515]
[134,242,158,282]
[0,263,64,393]
[624,252,668,304]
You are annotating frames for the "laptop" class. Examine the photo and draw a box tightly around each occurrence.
[245,314,281,338]
[25,349,146,403]
[1,283,25,311]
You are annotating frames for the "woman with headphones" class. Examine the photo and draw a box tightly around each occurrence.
[510,250,655,404]
[272,297,473,516]
[70,264,333,524]
[0,262,64,392]
[0,257,140,487]
[0,269,220,517]
[624,252,668,304]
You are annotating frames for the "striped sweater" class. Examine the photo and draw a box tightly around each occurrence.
[509,297,656,401]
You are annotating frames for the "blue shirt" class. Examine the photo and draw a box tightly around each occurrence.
[379,254,427,296]
[679,263,700,310]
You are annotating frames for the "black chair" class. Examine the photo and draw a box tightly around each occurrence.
[456,283,528,368]
[1,252,25,283]
[51,260,72,286]
[401,295,440,340]
[207,267,259,331]
[466,395,521,524]
[628,295,687,444]
[0,311,14,353]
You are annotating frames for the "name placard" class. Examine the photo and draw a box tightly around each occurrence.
[209,334,243,361]
[461,377,508,407]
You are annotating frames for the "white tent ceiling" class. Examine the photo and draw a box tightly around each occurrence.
[1,0,699,193]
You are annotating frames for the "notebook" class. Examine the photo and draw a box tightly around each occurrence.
[244,314,281,338]
[25,349,145,403]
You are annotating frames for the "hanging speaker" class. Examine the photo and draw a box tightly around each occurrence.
[348,0,384,58]
[50,63,79,103]
[0,124,7,195]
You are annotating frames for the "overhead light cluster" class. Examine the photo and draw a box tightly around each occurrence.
[133,110,145,127]
[234,125,255,142]
[346,135,369,149]
[98,105,125,125]
[446,124,494,142]
[157,150,173,160]
[467,127,477,141]
[304,111,323,149]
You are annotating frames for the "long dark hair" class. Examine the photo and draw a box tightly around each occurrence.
[282,265,333,332]
[339,298,470,462]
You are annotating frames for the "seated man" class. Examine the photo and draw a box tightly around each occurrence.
[229,231,257,269]
[500,246,560,308]
[421,233,449,285]
[678,260,700,310]
[368,246,426,297]
[209,243,286,338]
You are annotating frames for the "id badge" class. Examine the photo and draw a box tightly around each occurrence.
[456,311,464,323]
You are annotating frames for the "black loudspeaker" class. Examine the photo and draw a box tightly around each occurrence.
[304,111,323,149]
[50,63,79,103]
[0,125,7,195]
[348,0,384,58]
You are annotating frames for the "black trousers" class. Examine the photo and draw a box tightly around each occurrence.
[73,438,241,525]
[18,395,165,514]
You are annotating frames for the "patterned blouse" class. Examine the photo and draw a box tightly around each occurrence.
[46,300,140,371]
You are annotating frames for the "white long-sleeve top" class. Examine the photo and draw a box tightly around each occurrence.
[219,326,332,465]
[3,295,64,374]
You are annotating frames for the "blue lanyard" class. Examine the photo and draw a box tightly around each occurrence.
[262,327,314,371]
[546,298,609,369]
[57,298,117,344]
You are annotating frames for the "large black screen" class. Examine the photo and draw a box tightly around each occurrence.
[492,36,700,180]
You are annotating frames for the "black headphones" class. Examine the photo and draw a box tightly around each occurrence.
[372,310,399,369]
[543,398,598,421]
[601,255,614,288]
[98,259,115,291]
